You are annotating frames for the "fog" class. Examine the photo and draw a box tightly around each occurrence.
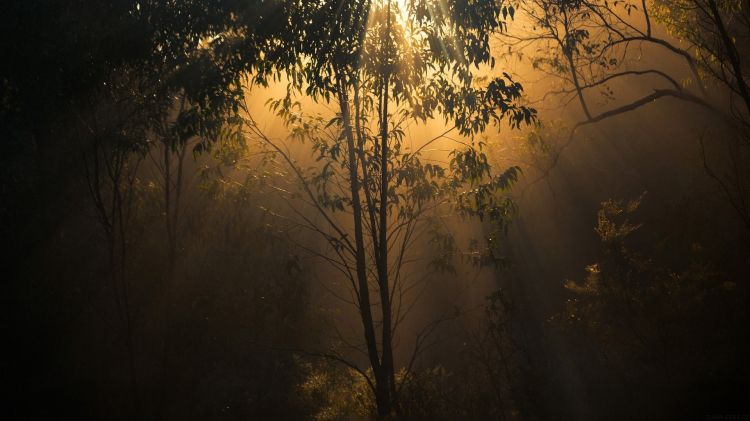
[3,1,749,420]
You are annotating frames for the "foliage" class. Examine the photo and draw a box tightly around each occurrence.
[556,194,744,415]
[297,361,375,420]
[500,0,750,227]
[246,0,534,415]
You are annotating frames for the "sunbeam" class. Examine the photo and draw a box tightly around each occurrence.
[5,0,750,419]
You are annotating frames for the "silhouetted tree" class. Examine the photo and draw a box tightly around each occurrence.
[500,0,750,228]
[243,0,534,416]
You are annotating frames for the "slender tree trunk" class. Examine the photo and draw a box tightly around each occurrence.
[378,65,397,419]
[158,132,185,417]
[84,140,140,416]
[336,74,387,415]
[707,0,750,115]
[381,0,397,408]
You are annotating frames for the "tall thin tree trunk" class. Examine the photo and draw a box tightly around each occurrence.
[158,130,186,417]
[381,0,397,408]
[336,74,386,414]
[707,0,750,115]
[84,138,140,416]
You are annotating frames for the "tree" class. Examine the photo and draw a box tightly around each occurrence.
[499,0,750,227]
[78,69,158,415]
[241,0,535,416]
[2,2,309,417]
[557,194,745,416]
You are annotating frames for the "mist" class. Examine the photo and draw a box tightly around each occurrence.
[3,0,749,420]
